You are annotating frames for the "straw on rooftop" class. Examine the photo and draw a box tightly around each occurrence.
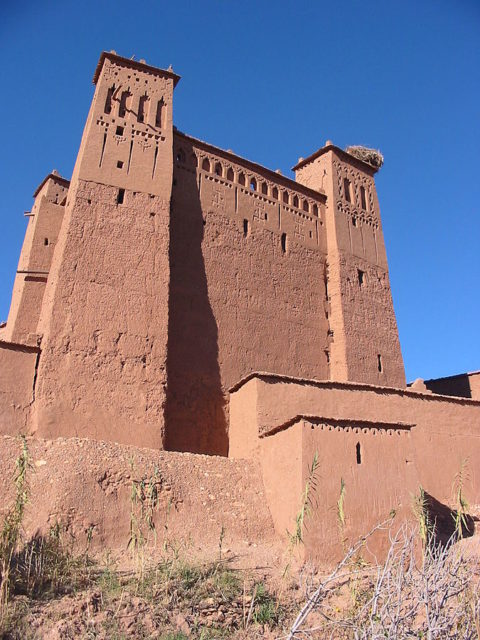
[345,146,384,169]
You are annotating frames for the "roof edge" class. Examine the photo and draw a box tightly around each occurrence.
[93,51,181,87]
[33,173,70,198]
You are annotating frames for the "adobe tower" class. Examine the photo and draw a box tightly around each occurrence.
[32,53,180,447]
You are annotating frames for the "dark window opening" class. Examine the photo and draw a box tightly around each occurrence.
[344,178,351,203]
[250,177,257,191]
[325,350,330,364]
[238,172,246,186]
[202,158,210,172]
[117,160,123,169]
[104,86,115,114]
[281,232,287,254]
[227,167,234,181]
[293,195,299,208]
[283,191,289,204]
[117,188,125,204]
[356,442,362,465]
[265,212,268,221]
[215,162,223,177]
[303,199,309,212]
[116,126,124,136]
[313,204,319,216]
[360,186,367,210]
[155,98,164,128]
[261,182,268,195]
[137,94,148,123]
[44,238,49,246]
[358,269,364,286]
[377,354,383,373]
[272,187,279,199]
[243,219,249,237]
[352,216,357,227]
[118,91,131,118]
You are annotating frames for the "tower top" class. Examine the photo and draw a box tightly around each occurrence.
[292,142,381,174]
[92,51,181,87]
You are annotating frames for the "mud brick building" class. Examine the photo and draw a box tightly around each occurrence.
[1,52,478,560]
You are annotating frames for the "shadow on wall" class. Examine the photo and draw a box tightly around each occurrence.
[165,142,228,456]
[425,491,475,547]
[424,374,472,399]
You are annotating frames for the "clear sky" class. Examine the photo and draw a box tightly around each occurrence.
[1,0,479,382]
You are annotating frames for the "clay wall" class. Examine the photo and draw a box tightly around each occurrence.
[230,374,480,561]
[295,147,405,388]
[31,54,177,448]
[166,132,330,454]
[0,342,39,434]
[4,175,68,345]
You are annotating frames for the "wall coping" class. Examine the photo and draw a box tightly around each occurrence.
[229,372,480,407]
[261,413,415,438]
[0,340,40,354]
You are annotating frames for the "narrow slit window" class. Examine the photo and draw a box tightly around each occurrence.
[104,86,115,114]
[202,158,210,172]
[44,238,49,246]
[250,177,257,192]
[116,125,124,136]
[344,178,351,203]
[215,162,223,177]
[227,167,234,181]
[357,269,364,286]
[117,188,125,204]
[356,442,362,465]
[243,219,249,237]
[293,195,299,208]
[238,172,246,186]
[155,98,164,128]
[283,191,289,204]
[272,187,279,200]
[352,216,357,227]
[281,232,287,254]
[360,186,367,210]
[118,91,130,118]
[377,354,383,373]
[261,182,268,195]
[137,94,149,123]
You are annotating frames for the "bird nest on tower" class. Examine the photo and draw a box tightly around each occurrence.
[345,145,384,169]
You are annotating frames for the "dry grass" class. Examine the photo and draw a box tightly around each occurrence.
[345,145,384,169]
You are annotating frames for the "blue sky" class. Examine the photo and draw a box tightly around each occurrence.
[1,0,479,382]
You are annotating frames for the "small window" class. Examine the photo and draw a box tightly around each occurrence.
[283,191,289,204]
[312,204,319,216]
[250,177,257,192]
[155,98,164,128]
[357,269,364,286]
[272,187,279,199]
[303,199,309,212]
[214,162,223,177]
[137,94,148,123]
[293,195,299,208]
[44,238,49,246]
[238,172,246,186]
[356,442,362,465]
[377,354,383,373]
[104,86,115,114]
[227,167,234,181]
[360,186,367,210]
[243,219,249,237]
[117,160,124,169]
[281,232,287,254]
[343,178,351,203]
[261,182,268,195]
[116,125,124,136]
[117,188,125,204]
[118,91,130,118]
[352,216,357,227]
[202,158,210,172]
[324,350,330,364]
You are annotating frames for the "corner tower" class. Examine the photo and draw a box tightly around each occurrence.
[294,143,405,388]
[33,52,180,446]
